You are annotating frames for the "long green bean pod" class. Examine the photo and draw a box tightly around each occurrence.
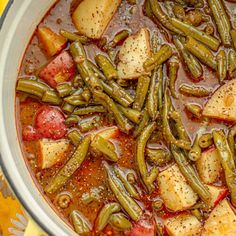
[42,90,62,105]
[95,54,118,80]
[173,36,202,80]
[198,133,213,149]
[65,115,80,127]
[189,131,203,161]
[134,109,150,138]
[109,213,132,230]
[73,106,105,115]
[185,37,217,70]
[171,145,211,202]
[217,50,227,82]
[228,124,236,159]
[104,163,143,221]
[168,56,179,99]
[113,166,140,199]
[64,95,88,106]
[144,45,173,71]
[78,116,100,133]
[186,103,202,119]
[146,148,171,166]
[93,91,132,133]
[230,29,236,50]
[117,104,142,124]
[71,210,92,234]
[133,75,150,111]
[109,30,130,48]
[158,66,164,113]
[179,84,211,97]
[170,18,220,51]
[136,122,158,192]
[62,102,75,114]
[45,136,91,194]
[213,130,236,206]
[67,130,83,146]
[59,29,88,44]
[95,202,121,232]
[208,0,232,46]
[228,49,236,78]
[149,0,183,34]
[56,83,72,97]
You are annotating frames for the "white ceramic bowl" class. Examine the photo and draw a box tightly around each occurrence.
[0,1,77,235]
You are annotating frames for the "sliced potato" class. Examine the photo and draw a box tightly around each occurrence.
[158,164,198,211]
[37,27,67,56]
[203,79,236,121]
[37,139,70,169]
[206,185,228,207]
[202,199,236,236]
[117,28,152,79]
[90,126,119,141]
[165,213,202,236]
[196,147,221,184]
[72,0,121,39]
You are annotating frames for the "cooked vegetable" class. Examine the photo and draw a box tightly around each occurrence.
[67,130,83,146]
[217,50,227,82]
[206,185,228,207]
[228,49,236,78]
[228,124,236,157]
[71,210,92,234]
[158,164,198,211]
[146,148,171,166]
[117,104,142,124]
[203,79,236,121]
[78,116,100,133]
[109,213,132,230]
[109,30,130,48]
[186,103,202,119]
[179,84,211,97]
[134,109,150,138]
[72,0,122,39]
[168,56,179,99]
[198,133,213,149]
[56,83,72,98]
[189,133,202,161]
[117,28,152,79]
[59,29,88,44]
[42,90,62,105]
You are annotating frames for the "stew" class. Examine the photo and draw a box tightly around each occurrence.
[15,0,236,235]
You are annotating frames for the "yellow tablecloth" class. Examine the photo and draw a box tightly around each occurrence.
[0,2,47,235]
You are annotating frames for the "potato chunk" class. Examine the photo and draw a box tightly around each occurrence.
[206,185,228,207]
[117,28,152,79]
[203,79,236,121]
[72,0,121,39]
[196,147,221,184]
[37,139,69,169]
[202,199,236,236]
[158,164,198,211]
[165,213,202,236]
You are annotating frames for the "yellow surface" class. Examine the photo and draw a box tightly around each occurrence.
[0,0,7,15]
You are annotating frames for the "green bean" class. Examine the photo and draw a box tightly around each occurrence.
[185,37,217,70]
[93,91,132,133]
[95,54,118,80]
[186,103,202,119]
[104,163,143,221]
[88,61,106,80]
[113,166,140,199]
[109,213,132,230]
[67,130,83,146]
[100,80,134,107]
[61,102,75,114]
[71,210,92,234]
[149,0,183,34]
[45,136,91,194]
[144,45,173,72]
[95,203,121,232]
[70,42,103,92]
[56,83,72,97]
[73,106,105,115]
[158,66,164,113]
[133,76,150,111]
[59,29,88,44]
[79,116,100,133]
[230,29,236,50]
[91,134,118,162]
[228,124,236,159]
[144,0,153,18]
[146,148,171,166]
[81,186,103,205]
[127,172,136,184]
[228,49,236,78]
[168,57,179,99]
[173,5,186,20]
[163,88,191,150]
[64,95,88,106]
[109,30,130,48]
[81,88,91,102]
[147,67,162,120]
[189,133,202,161]
[65,115,80,127]
[170,18,220,51]
[171,145,211,202]
[205,24,215,35]
[72,75,84,88]
[42,90,62,105]
[208,0,232,46]
[117,104,142,124]
[134,109,150,138]
[213,130,236,206]
[136,122,158,192]
[217,50,227,82]
[198,133,213,149]
[16,78,49,98]
[173,36,203,80]
[179,84,211,97]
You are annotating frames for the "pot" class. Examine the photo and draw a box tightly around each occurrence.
[0,1,76,235]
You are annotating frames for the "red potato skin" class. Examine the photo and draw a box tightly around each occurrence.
[129,218,155,236]
[22,125,41,141]
[214,188,228,207]
[39,51,76,88]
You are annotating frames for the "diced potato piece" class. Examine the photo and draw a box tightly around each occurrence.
[90,126,119,141]
[158,164,198,211]
[117,28,152,79]
[206,185,228,207]
[165,213,202,236]
[37,27,67,56]
[203,79,236,121]
[202,199,236,236]
[37,139,70,169]
[72,0,121,39]
[196,147,221,184]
